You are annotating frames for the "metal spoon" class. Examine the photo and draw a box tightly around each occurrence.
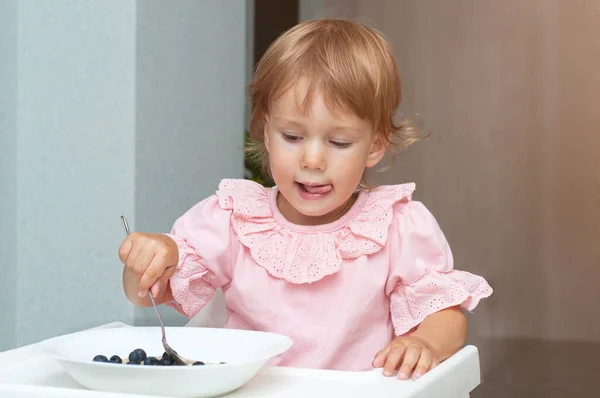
[120,215,188,366]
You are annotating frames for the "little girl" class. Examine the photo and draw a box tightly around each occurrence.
[119,18,492,380]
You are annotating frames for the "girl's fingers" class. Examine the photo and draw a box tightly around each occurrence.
[372,344,391,368]
[137,253,160,296]
[150,281,161,299]
[150,265,175,298]
[126,243,142,274]
[383,342,407,377]
[118,236,133,264]
[133,243,155,279]
[397,343,422,380]
[412,349,434,380]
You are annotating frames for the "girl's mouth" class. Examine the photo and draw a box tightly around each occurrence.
[296,182,333,199]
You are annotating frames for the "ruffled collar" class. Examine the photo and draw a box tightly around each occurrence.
[217,179,415,284]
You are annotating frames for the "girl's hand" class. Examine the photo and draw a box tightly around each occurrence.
[372,335,439,380]
[118,232,179,298]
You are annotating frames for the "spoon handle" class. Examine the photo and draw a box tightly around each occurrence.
[121,215,131,235]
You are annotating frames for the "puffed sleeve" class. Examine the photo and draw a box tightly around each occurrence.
[163,194,238,318]
[386,201,493,336]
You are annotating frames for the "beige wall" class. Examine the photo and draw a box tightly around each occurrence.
[310,0,600,341]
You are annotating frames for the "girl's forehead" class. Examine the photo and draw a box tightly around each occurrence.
[270,81,360,122]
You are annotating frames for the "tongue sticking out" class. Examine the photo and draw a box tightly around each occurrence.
[303,184,332,194]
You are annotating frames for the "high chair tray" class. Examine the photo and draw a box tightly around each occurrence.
[0,322,481,398]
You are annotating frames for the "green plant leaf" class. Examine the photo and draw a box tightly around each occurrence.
[244,131,273,187]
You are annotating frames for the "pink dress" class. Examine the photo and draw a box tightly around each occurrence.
[164,179,492,371]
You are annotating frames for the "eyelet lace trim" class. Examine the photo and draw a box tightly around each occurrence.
[216,179,416,284]
[390,270,493,336]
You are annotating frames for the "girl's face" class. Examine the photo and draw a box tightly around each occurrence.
[264,81,386,226]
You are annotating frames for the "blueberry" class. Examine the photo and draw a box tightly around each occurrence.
[127,361,139,365]
[192,361,205,366]
[128,348,147,363]
[93,355,108,362]
[109,355,122,364]
[143,357,159,366]
[159,356,173,366]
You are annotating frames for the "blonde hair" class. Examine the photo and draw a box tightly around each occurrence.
[246,18,423,183]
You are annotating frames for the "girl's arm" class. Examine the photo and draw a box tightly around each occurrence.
[373,305,468,379]
[410,305,467,361]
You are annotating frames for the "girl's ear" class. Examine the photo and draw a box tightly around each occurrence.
[365,134,387,168]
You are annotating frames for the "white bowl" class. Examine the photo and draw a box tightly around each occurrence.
[34,326,293,397]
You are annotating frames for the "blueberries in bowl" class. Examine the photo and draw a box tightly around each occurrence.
[92,349,222,366]
[159,352,173,366]
[128,348,147,364]
[109,355,122,364]
[143,356,160,366]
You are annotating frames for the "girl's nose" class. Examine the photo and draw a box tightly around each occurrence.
[301,140,327,171]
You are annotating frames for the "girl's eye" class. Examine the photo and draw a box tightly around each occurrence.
[331,141,352,148]
[282,133,301,142]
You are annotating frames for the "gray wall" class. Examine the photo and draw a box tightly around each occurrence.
[133,0,246,325]
[0,0,18,352]
[0,0,247,348]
